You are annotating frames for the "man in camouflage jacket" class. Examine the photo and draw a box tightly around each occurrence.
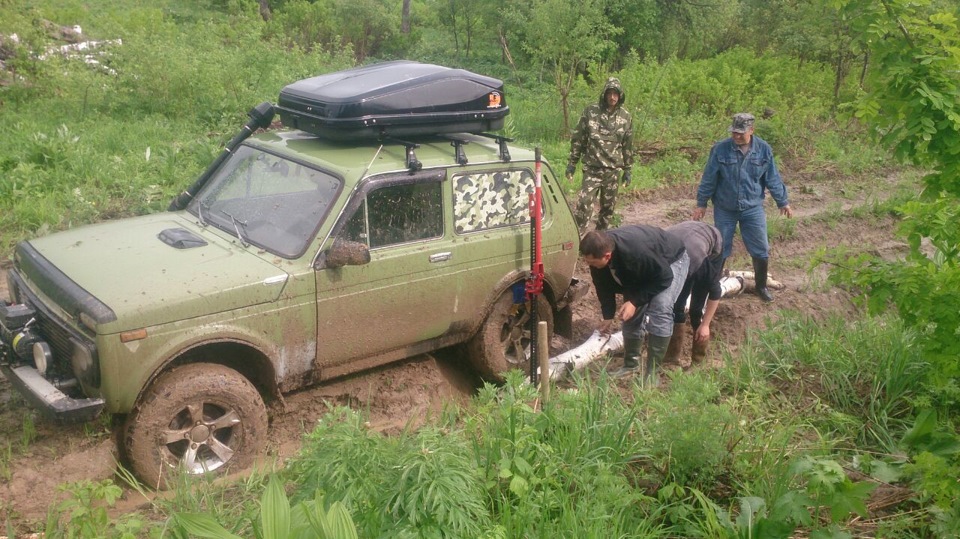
[567,77,634,234]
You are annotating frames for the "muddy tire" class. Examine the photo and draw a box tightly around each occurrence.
[468,291,553,382]
[123,363,268,489]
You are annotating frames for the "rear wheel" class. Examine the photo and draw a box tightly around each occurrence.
[123,363,268,489]
[468,290,553,382]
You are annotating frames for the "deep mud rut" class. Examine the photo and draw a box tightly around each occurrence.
[0,166,910,533]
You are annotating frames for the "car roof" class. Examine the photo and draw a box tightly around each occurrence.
[244,129,538,185]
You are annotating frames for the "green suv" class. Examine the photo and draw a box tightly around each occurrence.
[1,80,585,486]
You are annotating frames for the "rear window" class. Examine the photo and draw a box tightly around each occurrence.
[452,169,534,234]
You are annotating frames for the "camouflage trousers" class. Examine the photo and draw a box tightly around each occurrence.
[574,167,621,233]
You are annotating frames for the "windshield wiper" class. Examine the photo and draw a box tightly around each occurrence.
[222,210,250,248]
[197,201,209,227]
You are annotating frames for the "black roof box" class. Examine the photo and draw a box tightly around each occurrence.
[277,60,509,141]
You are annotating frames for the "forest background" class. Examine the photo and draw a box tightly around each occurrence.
[0,0,959,537]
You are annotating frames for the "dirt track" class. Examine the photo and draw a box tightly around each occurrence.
[0,166,909,533]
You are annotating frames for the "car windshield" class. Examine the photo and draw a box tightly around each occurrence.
[188,145,341,258]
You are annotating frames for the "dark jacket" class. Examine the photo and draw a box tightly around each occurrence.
[591,225,686,319]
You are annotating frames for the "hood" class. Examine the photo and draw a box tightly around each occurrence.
[20,213,291,334]
[598,77,625,108]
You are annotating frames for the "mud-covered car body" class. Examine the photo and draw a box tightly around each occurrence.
[4,129,581,412]
[1,62,585,485]
[1,125,584,483]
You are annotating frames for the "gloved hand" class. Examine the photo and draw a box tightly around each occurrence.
[565,163,576,180]
[620,170,632,186]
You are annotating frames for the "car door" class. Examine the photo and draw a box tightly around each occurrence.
[445,166,544,327]
[313,170,458,374]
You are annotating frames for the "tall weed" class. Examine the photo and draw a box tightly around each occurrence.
[638,371,741,489]
[740,313,926,453]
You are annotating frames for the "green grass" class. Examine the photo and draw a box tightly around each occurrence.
[31,313,948,538]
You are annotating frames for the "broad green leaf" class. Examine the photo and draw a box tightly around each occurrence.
[172,513,243,539]
[261,475,291,539]
[826,481,877,521]
[326,502,359,539]
[868,460,904,484]
[770,491,815,526]
[810,525,852,539]
[734,496,765,531]
[509,475,529,496]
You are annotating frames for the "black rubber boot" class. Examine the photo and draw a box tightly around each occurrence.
[753,257,774,302]
[613,338,643,378]
[643,335,671,388]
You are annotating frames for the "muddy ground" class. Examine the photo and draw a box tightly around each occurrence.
[0,166,909,533]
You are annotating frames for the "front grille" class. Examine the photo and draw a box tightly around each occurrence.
[14,272,100,388]
[36,313,77,367]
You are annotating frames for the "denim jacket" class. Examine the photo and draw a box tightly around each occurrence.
[696,136,788,212]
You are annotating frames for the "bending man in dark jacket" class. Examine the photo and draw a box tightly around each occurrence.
[664,221,725,367]
[580,225,689,384]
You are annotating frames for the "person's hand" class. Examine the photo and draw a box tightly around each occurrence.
[694,324,711,344]
[779,205,793,218]
[598,318,614,336]
[566,163,576,181]
[692,206,707,221]
[620,170,632,186]
[616,301,636,322]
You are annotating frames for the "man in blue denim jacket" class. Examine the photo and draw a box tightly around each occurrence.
[692,113,793,302]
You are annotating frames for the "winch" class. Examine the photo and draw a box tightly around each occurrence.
[0,302,52,375]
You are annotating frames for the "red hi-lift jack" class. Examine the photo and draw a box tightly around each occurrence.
[526,148,545,386]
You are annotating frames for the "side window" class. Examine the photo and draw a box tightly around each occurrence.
[453,169,534,234]
[342,181,443,249]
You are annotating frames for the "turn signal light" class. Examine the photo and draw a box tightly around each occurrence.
[120,328,148,343]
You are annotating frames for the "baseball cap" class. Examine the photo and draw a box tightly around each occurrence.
[728,113,755,133]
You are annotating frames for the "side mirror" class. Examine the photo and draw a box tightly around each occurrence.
[322,239,371,269]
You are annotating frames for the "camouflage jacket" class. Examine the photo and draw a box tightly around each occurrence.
[568,78,634,171]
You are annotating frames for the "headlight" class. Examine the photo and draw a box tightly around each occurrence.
[79,311,97,332]
[32,341,52,374]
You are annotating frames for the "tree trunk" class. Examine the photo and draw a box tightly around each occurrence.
[499,29,522,86]
[859,50,869,89]
[561,93,570,135]
[258,0,271,22]
[401,0,411,34]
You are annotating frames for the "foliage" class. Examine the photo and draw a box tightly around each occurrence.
[289,407,491,538]
[262,0,403,62]
[171,475,359,539]
[43,480,145,539]
[640,373,740,487]
[823,0,960,396]
[516,0,619,132]
[739,314,927,452]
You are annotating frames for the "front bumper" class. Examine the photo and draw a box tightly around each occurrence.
[0,364,104,423]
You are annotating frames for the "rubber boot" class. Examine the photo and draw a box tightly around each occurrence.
[691,338,708,366]
[662,323,685,369]
[643,335,671,388]
[753,257,774,302]
[612,338,643,378]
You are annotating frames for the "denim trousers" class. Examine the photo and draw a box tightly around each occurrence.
[623,251,690,339]
[713,204,769,259]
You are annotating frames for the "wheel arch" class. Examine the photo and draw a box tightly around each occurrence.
[135,339,280,411]
[467,270,560,339]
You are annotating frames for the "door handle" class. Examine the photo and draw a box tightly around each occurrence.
[429,252,452,263]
